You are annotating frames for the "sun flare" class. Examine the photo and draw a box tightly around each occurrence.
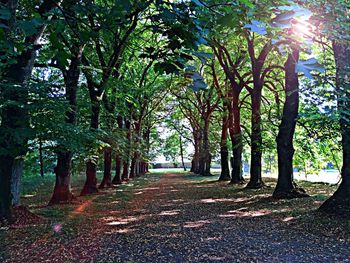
[292,20,313,38]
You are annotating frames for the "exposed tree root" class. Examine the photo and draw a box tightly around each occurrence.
[80,185,99,196]
[245,181,265,189]
[273,187,309,199]
[1,206,46,227]
[319,196,350,218]
[229,178,245,185]
[218,177,231,181]
[48,194,77,206]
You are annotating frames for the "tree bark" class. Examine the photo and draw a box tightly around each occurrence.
[122,160,129,181]
[230,95,244,184]
[273,48,308,199]
[0,156,15,223]
[112,115,123,184]
[219,112,230,181]
[39,140,44,178]
[11,158,23,207]
[129,155,137,178]
[319,41,350,215]
[192,131,201,174]
[49,152,75,205]
[99,147,113,189]
[112,156,122,184]
[179,134,187,171]
[81,101,100,196]
[122,119,131,181]
[200,118,212,176]
[246,89,264,188]
[50,46,83,204]
[0,0,62,221]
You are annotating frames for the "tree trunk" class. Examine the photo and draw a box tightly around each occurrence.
[179,134,187,171]
[99,147,113,189]
[49,152,75,204]
[130,121,141,177]
[219,113,230,181]
[122,161,129,181]
[50,46,83,203]
[81,102,100,196]
[319,41,350,215]
[200,118,212,176]
[0,0,63,222]
[11,158,23,207]
[273,48,308,199]
[230,95,244,184]
[112,115,123,184]
[112,156,122,184]
[39,140,44,178]
[246,89,264,188]
[129,155,137,178]
[192,133,201,174]
[81,161,98,196]
[0,156,15,223]
[0,48,36,223]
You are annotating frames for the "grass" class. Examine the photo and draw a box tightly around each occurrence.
[183,173,220,182]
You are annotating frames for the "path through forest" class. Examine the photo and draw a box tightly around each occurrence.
[2,173,350,262]
[93,173,350,262]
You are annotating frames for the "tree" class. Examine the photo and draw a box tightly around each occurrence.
[0,0,63,222]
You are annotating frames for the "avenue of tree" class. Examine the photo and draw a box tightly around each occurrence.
[0,0,350,223]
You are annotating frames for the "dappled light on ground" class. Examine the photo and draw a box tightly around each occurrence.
[2,173,350,262]
[218,209,271,218]
[158,210,181,216]
[183,220,211,228]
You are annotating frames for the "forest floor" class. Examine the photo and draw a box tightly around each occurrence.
[1,172,350,262]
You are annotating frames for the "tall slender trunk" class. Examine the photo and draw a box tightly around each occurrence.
[320,41,350,215]
[122,161,129,181]
[200,118,212,176]
[99,147,113,189]
[246,89,264,188]
[112,115,123,184]
[81,101,100,196]
[50,46,83,204]
[143,128,151,174]
[129,121,140,178]
[273,48,308,199]
[122,119,131,180]
[230,95,244,184]
[191,131,200,174]
[39,140,44,178]
[245,39,273,189]
[179,134,186,171]
[129,154,137,178]
[219,112,230,181]
[112,156,122,184]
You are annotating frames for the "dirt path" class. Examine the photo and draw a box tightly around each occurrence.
[2,173,349,262]
[92,173,350,262]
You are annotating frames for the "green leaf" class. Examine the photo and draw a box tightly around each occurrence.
[17,18,43,36]
[296,58,325,79]
[243,20,267,35]
[154,62,179,75]
[238,0,255,8]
